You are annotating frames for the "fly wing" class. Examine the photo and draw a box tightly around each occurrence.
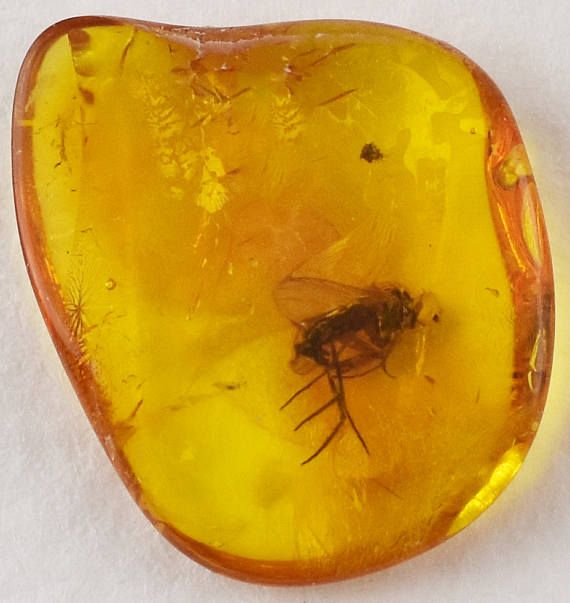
[291,212,396,286]
[273,276,373,326]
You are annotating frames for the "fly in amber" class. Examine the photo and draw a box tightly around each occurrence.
[275,276,439,464]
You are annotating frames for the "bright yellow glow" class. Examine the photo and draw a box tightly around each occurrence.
[19,20,552,582]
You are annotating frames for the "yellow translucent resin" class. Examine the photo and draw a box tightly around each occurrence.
[13,18,554,583]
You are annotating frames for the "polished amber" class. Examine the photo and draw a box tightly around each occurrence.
[13,17,554,584]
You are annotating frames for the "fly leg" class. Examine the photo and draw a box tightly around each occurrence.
[282,342,347,411]
[297,365,344,465]
[345,332,396,378]
[293,365,345,432]
[294,393,339,431]
[281,370,327,410]
[330,343,370,456]
[342,349,393,380]
[300,413,346,465]
[300,343,369,465]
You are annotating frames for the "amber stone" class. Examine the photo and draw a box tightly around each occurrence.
[13,17,554,584]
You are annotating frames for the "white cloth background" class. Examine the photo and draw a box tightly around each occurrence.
[1,1,569,601]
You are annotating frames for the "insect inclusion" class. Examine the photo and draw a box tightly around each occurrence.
[275,277,439,465]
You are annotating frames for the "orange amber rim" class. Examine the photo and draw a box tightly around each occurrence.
[12,17,554,585]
